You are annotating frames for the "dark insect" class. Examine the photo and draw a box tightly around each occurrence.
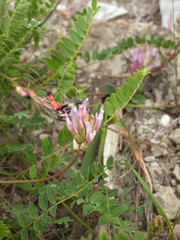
[16,85,82,121]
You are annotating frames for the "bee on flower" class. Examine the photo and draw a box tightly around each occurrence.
[65,98,104,152]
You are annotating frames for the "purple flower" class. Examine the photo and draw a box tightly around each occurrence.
[131,46,160,72]
[167,11,173,31]
[65,98,104,151]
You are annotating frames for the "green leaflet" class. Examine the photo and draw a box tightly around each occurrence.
[38,193,48,211]
[69,29,82,45]
[28,202,38,219]
[61,36,78,52]
[47,186,57,204]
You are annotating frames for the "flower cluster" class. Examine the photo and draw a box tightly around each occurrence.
[65,98,104,152]
[147,214,165,239]
[131,46,160,73]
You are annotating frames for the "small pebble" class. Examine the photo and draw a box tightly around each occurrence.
[171,179,176,186]
[177,185,180,195]
[144,156,155,162]
[173,165,180,182]
[159,114,171,126]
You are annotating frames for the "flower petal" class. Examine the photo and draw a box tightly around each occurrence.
[96,105,104,131]
[138,48,144,66]
[71,106,78,133]
[65,111,75,134]
[84,121,92,144]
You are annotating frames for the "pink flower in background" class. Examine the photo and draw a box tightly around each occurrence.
[57,27,67,38]
[65,98,104,152]
[167,11,173,31]
[61,27,67,36]
[131,46,160,72]
[167,10,180,33]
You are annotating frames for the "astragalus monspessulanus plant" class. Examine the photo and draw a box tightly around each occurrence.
[0,0,178,239]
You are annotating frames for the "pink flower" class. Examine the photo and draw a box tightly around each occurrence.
[131,46,160,72]
[167,10,180,32]
[65,98,104,151]
[167,11,173,31]
[61,27,67,36]
[57,27,67,38]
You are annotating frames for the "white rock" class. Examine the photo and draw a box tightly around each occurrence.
[148,117,155,125]
[169,128,180,145]
[177,185,180,195]
[151,145,168,157]
[103,123,120,189]
[159,114,171,126]
[144,156,155,162]
[150,162,163,178]
[150,161,161,170]
[39,133,50,141]
[171,179,177,186]
[145,99,154,106]
[173,165,180,182]
[154,185,180,220]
